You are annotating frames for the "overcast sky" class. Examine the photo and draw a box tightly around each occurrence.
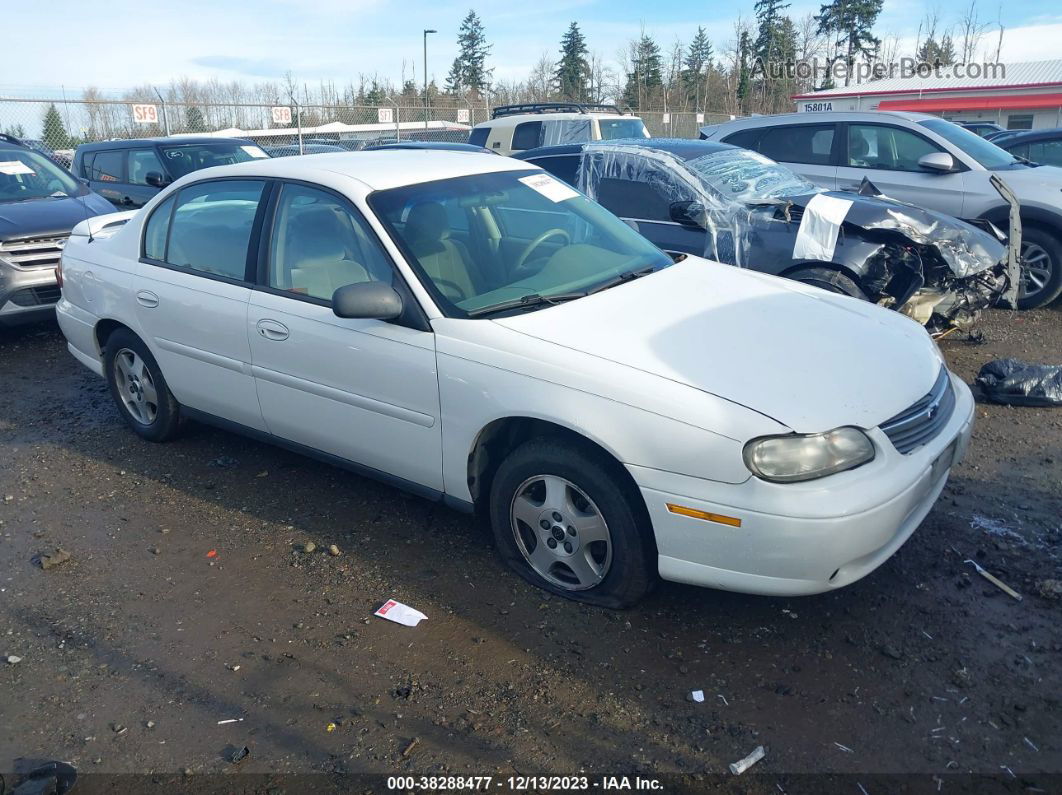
[3,0,1061,96]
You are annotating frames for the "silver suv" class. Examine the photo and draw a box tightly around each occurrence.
[701,111,1062,308]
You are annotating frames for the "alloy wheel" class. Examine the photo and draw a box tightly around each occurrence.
[1019,241,1053,300]
[113,348,159,425]
[509,474,612,591]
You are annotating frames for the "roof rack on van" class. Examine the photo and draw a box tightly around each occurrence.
[490,102,623,119]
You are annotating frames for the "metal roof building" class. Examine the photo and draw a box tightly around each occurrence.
[792,60,1062,129]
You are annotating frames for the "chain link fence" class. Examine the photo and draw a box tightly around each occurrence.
[2,98,729,166]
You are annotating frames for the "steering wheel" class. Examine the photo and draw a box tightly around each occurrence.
[514,228,571,273]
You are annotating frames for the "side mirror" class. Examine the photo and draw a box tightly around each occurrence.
[145,171,169,188]
[917,152,956,173]
[669,200,706,227]
[332,282,404,320]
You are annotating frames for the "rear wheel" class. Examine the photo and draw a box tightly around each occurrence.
[1017,226,1062,309]
[103,329,181,442]
[488,437,654,608]
[786,266,869,301]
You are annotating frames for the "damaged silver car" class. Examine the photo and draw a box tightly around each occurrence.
[515,139,1011,330]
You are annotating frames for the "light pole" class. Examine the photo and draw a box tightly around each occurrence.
[423,29,437,130]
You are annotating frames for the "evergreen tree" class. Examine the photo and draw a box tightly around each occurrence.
[621,34,663,110]
[447,10,493,96]
[41,104,70,150]
[916,34,956,66]
[754,0,791,66]
[681,27,714,108]
[3,124,27,139]
[736,31,752,109]
[554,22,590,101]
[815,0,884,86]
[184,106,206,132]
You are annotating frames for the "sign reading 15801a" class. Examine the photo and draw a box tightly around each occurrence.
[803,101,834,112]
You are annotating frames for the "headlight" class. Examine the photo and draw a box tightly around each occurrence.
[743,427,875,483]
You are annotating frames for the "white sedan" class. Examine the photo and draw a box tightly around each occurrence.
[55,151,974,607]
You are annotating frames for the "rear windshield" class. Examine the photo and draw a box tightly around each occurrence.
[0,145,80,202]
[469,127,490,147]
[686,149,819,202]
[157,142,268,178]
[919,119,1019,169]
[598,118,650,140]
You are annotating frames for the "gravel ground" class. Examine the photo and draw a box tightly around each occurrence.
[0,307,1059,791]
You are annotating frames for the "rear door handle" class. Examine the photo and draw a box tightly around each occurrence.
[136,290,159,308]
[256,319,289,341]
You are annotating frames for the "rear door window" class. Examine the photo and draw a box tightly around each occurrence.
[163,180,265,281]
[526,155,580,187]
[85,150,124,182]
[847,124,942,172]
[721,128,762,149]
[468,127,490,147]
[757,124,835,165]
[541,119,592,146]
[511,121,543,151]
[1027,139,1062,167]
[127,148,166,186]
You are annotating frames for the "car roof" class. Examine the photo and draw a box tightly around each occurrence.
[706,110,939,130]
[364,142,494,154]
[992,128,1062,145]
[515,138,737,161]
[182,150,535,191]
[76,136,251,150]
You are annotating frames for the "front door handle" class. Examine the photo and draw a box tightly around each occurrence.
[256,319,289,341]
[136,290,159,308]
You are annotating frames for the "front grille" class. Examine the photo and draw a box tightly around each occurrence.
[0,235,69,270]
[7,286,62,307]
[880,367,955,454]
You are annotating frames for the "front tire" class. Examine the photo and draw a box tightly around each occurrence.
[1017,226,1062,309]
[488,437,654,608]
[786,266,869,301]
[103,328,181,442]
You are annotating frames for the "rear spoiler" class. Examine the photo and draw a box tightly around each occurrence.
[70,210,137,241]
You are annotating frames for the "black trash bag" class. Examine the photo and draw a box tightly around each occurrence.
[9,762,77,795]
[975,358,1062,407]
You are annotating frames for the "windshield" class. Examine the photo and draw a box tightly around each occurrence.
[370,169,672,317]
[598,118,650,140]
[919,119,1020,169]
[685,148,819,202]
[157,142,268,178]
[0,145,80,202]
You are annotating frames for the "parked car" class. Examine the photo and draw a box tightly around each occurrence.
[471,103,649,156]
[57,151,973,606]
[957,121,1007,138]
[264,143,347,157]
[989,128,1062,168]
[515,139,1008,330]
[700,111,1062,308]
[365,141,495,154]
[72,137,270,209]
[0,134,114,326]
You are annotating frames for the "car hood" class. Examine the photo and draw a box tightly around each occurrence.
[981,163,1062,192]
[0,191,114,241]
[494,257,942,433]
[786,188,1005,278]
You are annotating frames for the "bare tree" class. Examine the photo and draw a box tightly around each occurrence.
[956,1,991,63]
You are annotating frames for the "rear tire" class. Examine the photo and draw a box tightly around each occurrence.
[103,328,181,442]
[488,437,654,608]
[1017,226,1062,309]
[786,266,869,301]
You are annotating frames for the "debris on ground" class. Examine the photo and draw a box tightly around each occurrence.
[302,542,317,554]
[964,560,1023,601]
[208,456,239,469]
[35,548,71,570]
[834,742,854,753]
[401,737,420,758]
[687,690,705,703]
[206,549,218,559]
[1036,579,1062,600]
[328,544,341,556]
[5,654,22,664]
[326,722,337,733]
[216,718,244,725]
[229,745,250,765]
[975,358,1062,407]
[729,745,765,775]
[374,599,428,627]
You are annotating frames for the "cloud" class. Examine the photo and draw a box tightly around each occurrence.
[190,56,291,79]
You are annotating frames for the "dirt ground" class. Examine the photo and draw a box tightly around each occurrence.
[1,306,1059,792]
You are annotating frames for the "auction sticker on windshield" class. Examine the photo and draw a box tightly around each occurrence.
[0,160,35,176]
[519,173,579,203]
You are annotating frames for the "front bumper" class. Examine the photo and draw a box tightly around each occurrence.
[0,263,61,326]
[634,373,975,596]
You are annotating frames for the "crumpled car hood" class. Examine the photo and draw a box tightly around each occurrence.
[494,257,943,433]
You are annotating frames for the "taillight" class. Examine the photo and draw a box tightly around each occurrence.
[55,259,63,289]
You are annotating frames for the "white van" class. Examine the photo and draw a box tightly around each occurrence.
[471,103,649,156]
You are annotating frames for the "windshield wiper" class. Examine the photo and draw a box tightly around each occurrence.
[466,291,587,318]
[587,265,658,295]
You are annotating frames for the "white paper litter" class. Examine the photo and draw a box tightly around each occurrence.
[519,173,580,203]
[729,745,764,775]
[374,599,428,627]
[793,193,853,262]
[0,160,35,176]
[241,145,269,159]
[690,689,705,702]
